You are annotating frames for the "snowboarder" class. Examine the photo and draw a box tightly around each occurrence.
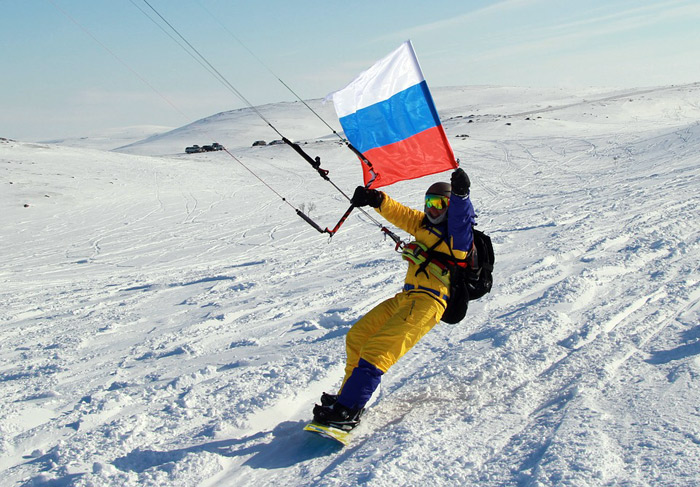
[312,168,475,430]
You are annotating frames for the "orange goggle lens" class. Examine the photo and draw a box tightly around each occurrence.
[425,194,449,210]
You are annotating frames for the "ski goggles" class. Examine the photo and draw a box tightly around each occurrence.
[425,194,449,210]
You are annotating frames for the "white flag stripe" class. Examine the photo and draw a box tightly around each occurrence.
[331,41,424,118]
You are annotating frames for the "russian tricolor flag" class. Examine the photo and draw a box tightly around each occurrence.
[330,41,457,189]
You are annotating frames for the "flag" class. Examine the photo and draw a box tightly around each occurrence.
[330,40,457,189]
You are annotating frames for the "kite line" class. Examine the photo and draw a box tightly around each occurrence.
[128,0,396,243]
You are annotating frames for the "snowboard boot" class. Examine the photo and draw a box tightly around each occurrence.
[313,402,364,431]
[320,392,338,407]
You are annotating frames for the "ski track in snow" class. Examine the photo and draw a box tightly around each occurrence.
[1,84,699,486]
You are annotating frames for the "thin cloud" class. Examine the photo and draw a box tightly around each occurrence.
[370,0,546,44]
[464,0,700,63]
[544,0,700,37]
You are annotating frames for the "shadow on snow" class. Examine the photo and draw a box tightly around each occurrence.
[112,420,341,474]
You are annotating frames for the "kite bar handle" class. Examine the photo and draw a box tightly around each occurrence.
[296,209,326,233]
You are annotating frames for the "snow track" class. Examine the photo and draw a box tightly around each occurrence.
[1,85,699,486]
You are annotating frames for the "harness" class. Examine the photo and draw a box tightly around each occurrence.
[402,241,452,286]
[401,233,475,290]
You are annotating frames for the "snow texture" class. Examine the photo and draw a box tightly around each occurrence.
[2,84,700,486]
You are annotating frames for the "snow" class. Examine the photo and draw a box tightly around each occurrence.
[40,125,175,152]
[2,83,700,486]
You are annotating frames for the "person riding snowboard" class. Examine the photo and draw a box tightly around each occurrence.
[313,167,475,430]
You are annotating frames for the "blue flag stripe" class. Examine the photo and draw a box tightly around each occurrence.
[338,81,441,154]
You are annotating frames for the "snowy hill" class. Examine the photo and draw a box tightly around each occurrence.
[1,84,699,486]
[113,100,341,156]
[40,125,175,152]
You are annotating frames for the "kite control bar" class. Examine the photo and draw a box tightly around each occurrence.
[282,134,404,248]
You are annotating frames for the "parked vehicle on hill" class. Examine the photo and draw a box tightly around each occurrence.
[202,143,225,151]
[186,143,224,154]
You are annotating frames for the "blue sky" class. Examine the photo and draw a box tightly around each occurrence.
[2,0,699,141]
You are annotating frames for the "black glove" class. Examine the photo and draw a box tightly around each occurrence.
[351,186,384,208]
[451,168,470,196]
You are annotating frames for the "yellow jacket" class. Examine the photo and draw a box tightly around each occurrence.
[376,194,473,305]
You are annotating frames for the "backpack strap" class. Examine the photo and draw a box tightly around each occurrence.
[403,227,476,284]
[414,233,447,279]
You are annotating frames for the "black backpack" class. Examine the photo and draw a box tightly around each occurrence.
[440,229,495,324]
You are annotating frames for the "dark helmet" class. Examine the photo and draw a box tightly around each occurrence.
[425,182,451,197]
[424,182,451,224]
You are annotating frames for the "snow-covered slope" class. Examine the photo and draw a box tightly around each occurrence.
[113,100,340,156]
[1,84,699,487]
[41,125,175,152]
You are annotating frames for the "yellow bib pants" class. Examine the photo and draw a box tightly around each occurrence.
[341,290,445,389]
